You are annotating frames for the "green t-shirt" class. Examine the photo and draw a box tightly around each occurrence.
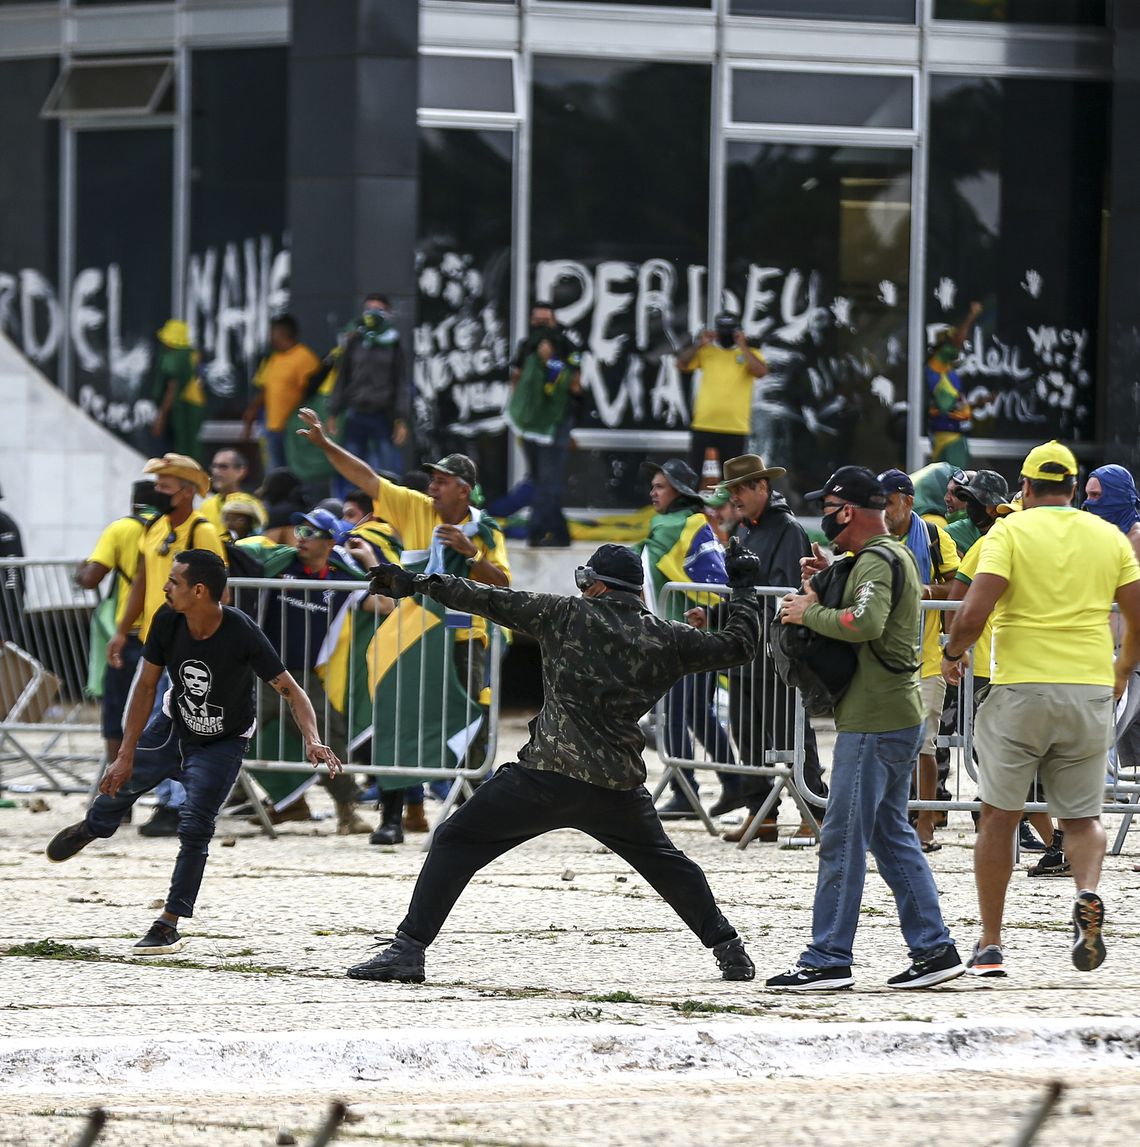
[945,514,981,555]
[802,535,923,733]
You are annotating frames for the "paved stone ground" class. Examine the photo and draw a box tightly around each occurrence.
[3,712,1140,1143]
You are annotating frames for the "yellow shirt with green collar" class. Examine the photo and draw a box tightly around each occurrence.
[680,342,765,436]
[920,522,960,679]
[87,515,150,630]
[372,477,511,644]
[137,513,227,639]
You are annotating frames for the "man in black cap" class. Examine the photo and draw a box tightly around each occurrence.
[637,458,735,820]
[345,541,767,985]
[767,466,963,991]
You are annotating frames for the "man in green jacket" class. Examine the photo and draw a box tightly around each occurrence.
[767,466,964,992]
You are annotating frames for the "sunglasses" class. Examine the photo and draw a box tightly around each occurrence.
[211,462,236,470]
[295,525,332,541]
[949,469,969,486]
[158,529,178,557]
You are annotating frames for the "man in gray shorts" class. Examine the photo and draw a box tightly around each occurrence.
[943,440,1140,977]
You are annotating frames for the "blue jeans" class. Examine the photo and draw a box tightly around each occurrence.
[801,724,951,969]
[84,712,247,918]
[337,409,402,496]
[265,428,288,472]
[664,672,734,799]
[147,675,186,811]
[522,419,572,545]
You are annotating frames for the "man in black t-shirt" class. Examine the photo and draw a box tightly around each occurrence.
[46,549,340,955]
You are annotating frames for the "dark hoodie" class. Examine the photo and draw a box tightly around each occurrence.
[730,491,811,616]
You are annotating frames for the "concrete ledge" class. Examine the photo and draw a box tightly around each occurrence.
[4,1018,1140,1093]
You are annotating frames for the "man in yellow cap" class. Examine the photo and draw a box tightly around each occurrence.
[943,440,1140,978]
[107,454,227,836]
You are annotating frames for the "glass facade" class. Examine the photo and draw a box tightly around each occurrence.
[0,1,1122,506]
[726,143,912,504]
[925,75,1108,446]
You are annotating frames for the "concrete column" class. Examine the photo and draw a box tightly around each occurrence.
[287,0,419,356]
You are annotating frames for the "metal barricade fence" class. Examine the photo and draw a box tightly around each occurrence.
[0,557,102,794]
[230,576,502,835]
[0,562,501,829]
[656,583,1138,852]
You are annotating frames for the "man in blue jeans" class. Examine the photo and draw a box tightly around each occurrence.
[767,466,964,991]
[46,549,340,954]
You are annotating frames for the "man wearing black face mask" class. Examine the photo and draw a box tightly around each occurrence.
[678,312,768,476]
[506,301,581,547]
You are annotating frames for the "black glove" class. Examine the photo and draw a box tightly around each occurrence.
[724,537,763,590]
[369,564,424,600]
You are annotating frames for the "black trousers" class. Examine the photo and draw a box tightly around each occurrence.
[398,763,739,948]
[729,659,827,816]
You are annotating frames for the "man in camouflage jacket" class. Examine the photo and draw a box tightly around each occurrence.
[347,542,766,985]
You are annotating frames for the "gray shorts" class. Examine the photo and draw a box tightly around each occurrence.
[974,683,1115,819]
[920,675,946,756]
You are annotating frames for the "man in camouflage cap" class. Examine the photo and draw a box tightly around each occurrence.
[347,541,767,985]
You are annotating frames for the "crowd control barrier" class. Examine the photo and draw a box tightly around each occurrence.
[0,561,501,839]
[656,582,1139,854]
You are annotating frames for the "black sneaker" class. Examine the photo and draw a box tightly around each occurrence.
[46,821,96,863]
[346,932,426,982]
[1027,848,1070,878]
[765,964,854,991]
[1071,891,1106,972]
[966,942,1006,978]
[1019,820,1048,853]
[138,806,181,837]
[713,937,755,981]
[656,795,699,821]
[133,920,185,955]
[886,944,965,989]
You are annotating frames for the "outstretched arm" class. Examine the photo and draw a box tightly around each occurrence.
[672,589,762,674]
[295,407,380,497]
[267,671,342,773]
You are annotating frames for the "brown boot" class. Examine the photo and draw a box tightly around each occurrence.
[403,802,430,833]
[722,815,778,844]
[246,796,314,826]
[336,800,373,836]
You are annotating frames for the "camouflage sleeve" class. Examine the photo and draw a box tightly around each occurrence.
[672,588,762,673]
[419,574,563,638]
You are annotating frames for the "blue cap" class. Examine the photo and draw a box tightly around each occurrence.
[877,468,915,497]
[291,508,352,544]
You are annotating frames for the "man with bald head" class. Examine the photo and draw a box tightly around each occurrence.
[200,449,265,538]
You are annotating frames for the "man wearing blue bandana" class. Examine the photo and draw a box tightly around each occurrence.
[1084,465,1140,562]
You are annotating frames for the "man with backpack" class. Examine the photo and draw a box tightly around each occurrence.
[767,466,964,991]
[878,468,960,851]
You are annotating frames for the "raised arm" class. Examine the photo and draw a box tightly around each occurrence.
[296,407,381,497]
[672,589,762,674]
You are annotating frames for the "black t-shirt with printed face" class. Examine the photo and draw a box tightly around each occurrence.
[143,605,286,744]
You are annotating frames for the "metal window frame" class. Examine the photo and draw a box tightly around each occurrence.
[41,53,174,119]
[726,58,919,136]
[417,46,522,122]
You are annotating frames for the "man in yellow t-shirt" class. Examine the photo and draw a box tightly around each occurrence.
[677,312,767,474]
[242,314,320,472]
[944,440,1140,978]
[106,455,228,837]
[199,449,266,538]
[77,482,157,762]
[879,468,958,851]
[297,407,511,844]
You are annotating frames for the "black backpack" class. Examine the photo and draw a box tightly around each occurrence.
[769,545,919,718]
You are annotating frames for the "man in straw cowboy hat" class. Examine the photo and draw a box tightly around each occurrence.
[107,453,227,836]
[686,455,827,843]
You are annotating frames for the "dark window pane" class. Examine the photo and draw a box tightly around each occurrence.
[0,59,59,377]
[531,57,711,508]
[537,0,711,6]
[74,128,173,452]
[925,76,1108,449]
[419,55,514,113]
[934,0,1104,23]
[416,128,514,501]
[725,143,912,508]
[189,48,289,421]
[732,69,913,129]
[731,0,914,20]
[43,61,173,117]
